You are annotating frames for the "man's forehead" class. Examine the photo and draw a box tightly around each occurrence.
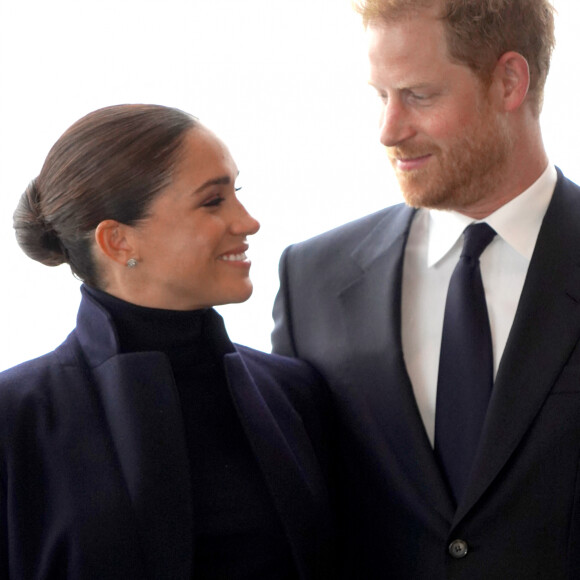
[360,0,442,27]
[365,12,446,59]
[365,17,472,90]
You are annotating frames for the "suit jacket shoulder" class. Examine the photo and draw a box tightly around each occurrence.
[272,203,415,357]
[287,204,410,260]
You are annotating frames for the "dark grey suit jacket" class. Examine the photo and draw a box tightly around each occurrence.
[272,169,580,579]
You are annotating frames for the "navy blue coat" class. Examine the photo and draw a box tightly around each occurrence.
[0,290,335,579]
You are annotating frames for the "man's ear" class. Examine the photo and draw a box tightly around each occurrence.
[94,220,136,266]
[492,51,530,112]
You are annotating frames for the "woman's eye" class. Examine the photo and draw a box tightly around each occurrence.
[202,196,224,208]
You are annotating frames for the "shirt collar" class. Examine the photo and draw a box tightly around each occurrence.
[427,163,557,267]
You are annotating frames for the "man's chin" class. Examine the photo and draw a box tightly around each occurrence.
[398,183,448,210]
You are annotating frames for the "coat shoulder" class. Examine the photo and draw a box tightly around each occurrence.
[234,345,326,402]
[235,344,320,375]
[0,352,60,400]
[0,333,83,426]
[232,345,335,489]
[233,345,331,426]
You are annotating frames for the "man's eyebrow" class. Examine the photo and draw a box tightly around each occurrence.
[368,80,434,92]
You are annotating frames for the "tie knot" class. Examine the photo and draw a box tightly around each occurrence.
[461,223,496,261]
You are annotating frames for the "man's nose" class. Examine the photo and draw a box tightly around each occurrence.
[378,98,415,147]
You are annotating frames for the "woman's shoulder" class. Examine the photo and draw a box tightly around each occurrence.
[231,345,335,484]
[0,350,59,386]
[233,344,322,384]
[0,353,61,443]
[0,334,80,405]
[230,344,330,415]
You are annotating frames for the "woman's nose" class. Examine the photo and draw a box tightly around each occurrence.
[231,199,260,236]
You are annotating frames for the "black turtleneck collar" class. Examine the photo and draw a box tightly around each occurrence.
[83,285,235,369]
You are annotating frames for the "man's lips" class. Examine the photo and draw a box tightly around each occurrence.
[392,154,432,171]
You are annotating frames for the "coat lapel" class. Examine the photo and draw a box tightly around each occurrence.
[75,291,193,578]
[456,171,580,523]
[338,205,456,523]
[223,352,332,580]
[92,354,193,579]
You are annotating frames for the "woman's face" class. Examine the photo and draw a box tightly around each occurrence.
[125,126,260,310]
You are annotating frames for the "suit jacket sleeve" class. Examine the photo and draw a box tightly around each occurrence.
[0,473,7,579]
[272,245,299,357]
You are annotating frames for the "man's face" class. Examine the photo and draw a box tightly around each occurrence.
[367,13,512,216]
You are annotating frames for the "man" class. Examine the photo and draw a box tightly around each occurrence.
[272,1,580,578]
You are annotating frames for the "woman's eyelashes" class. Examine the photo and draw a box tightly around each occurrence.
[201,185,242,208]
[202,195,225,208]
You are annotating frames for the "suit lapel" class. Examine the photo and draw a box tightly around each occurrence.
[456,172,580,522]
[338,205,456,523]
[223,352,331,580]
[92,353,193,579]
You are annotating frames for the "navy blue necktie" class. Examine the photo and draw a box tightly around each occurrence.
[435,223,496,504]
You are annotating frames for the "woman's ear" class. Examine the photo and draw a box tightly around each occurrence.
[94,220,136,266]
[492,51,530,113]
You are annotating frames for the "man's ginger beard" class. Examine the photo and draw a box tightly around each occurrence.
[389,95,513,212]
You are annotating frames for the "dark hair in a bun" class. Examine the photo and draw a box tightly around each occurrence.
[13,104,197,287]
[14,179,68,267]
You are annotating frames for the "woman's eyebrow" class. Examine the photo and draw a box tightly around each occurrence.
[193,175,232,195]
[193,170,240,195]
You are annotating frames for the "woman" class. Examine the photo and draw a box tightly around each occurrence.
[1,104,335,579]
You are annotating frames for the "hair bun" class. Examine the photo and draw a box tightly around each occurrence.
[13,180,68,266]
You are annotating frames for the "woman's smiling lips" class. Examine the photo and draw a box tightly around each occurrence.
[218,245,251,265]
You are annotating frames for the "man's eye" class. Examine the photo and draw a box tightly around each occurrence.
[409,91,437,104]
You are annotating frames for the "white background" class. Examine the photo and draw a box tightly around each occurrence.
[0,0,578,371]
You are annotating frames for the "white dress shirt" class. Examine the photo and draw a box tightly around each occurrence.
[401,164,557,445]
